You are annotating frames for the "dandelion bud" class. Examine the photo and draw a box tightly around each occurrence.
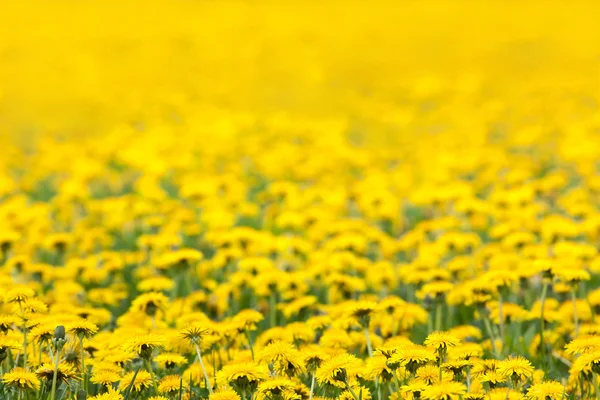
[54,325,66,341]
[52,325,67,350]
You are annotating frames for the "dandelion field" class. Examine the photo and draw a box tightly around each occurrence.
[1,1,600,399]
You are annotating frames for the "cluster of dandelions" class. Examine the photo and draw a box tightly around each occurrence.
[4,115,600,400]
[2,2,600,399]
[5,108,600,400]
[0,262,596,400]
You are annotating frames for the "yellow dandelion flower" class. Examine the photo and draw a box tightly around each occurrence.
[88,391,124,400]
[421,381,467,400]
[256,377,297,399]
[180,323,212,345]
[216,362,269,393]
[259,340,304,377]
[158,374,186,394]
[122,333,166,360]
[402,380,428,397]
[3,367,40,391]
[232,309,264,331]
[130,292,169,316]
[155,352,188,369]
[0,314,18,333]
[209,389,241,400]
[424,331,461,352]
[0,335,22,361]
[497,356,534,383]
[526,380,565,400]
[90,369,122,386]
[388,345,436,373]
[119,370,153,392]
[4,286,35,304]
[315,353,361,388]
[35,362,79,384]
[347,300,379,327]
[67,318,99,338]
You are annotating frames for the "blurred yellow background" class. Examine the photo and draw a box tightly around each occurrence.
[1,0,598,134]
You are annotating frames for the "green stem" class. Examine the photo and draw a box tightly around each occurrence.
[49,348,60,400]
[37,386,47,400]
[364,328,373,358]
[435,303,443,331]
[344,380,360,400]
[309,372,315,400]
[498,294,505,343]
[244,329,255,361]
[427,312,433,334]
[179,377,183,400]
[595,373,600,400]
[123,366,141,400]
[466,365,471,392]
[144,359,159,395]
[393,371,402,392]
[540,281,549,360]
[194,344,213,394]
[80,336,87,393]
[20,303,27,370]
[572,288,579,338]
[212,350,217,390]
[269,291,277,328]
[482,317,499,357]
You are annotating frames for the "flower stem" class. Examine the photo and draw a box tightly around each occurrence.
[435,303,443,331]
[427,312,433,334]
[466,365,471,392]
[595,372,600,400]
[244,329,255,360]
[270,291,277,327]
[498,294,505,343]
[344,379,360,400]
[195,343,214,394]
[394,371,402,392]
[19,303,27,370]
[539,281,549,360]
[80,336,87,393]
[123,366,141,400]
[572,287,579,338]
[364,328,373,358]
[49,348,60,400]
[309,372,315,400]
[482,317,499,357]
[179,377,184,400]
[144,359,159,395]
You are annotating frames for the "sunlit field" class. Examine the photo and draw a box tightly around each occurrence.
[1,1,600,399]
